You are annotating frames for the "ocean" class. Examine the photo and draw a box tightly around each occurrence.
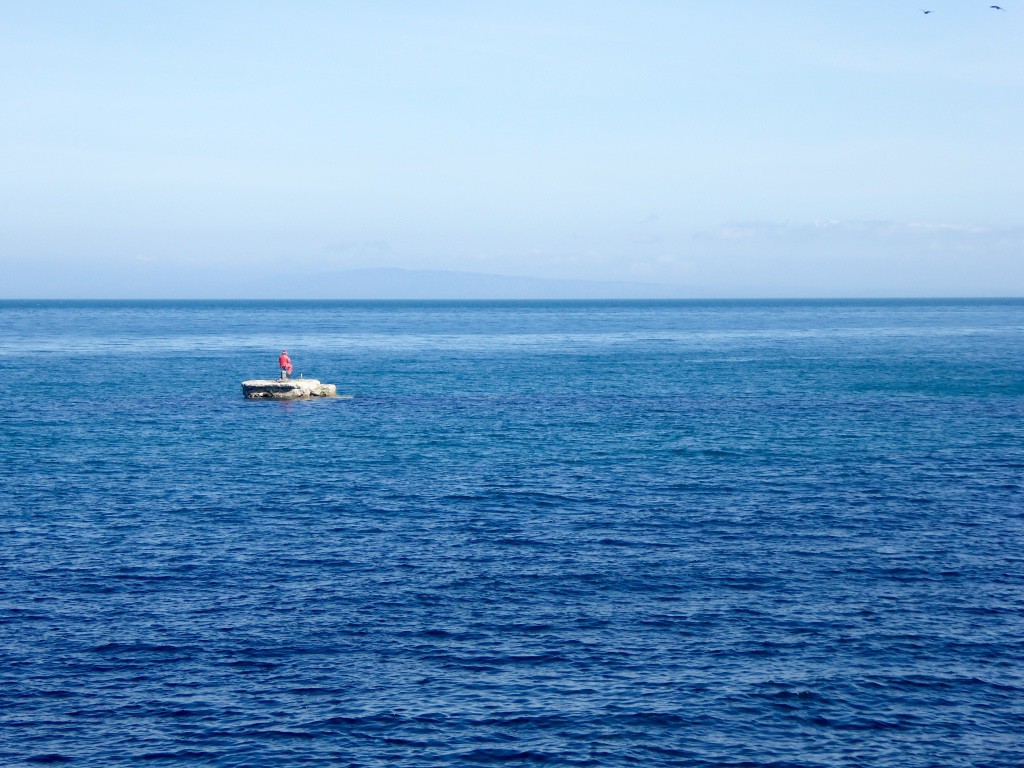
[1,299,1022,767]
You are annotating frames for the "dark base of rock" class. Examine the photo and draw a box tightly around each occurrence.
[242,379,338,399]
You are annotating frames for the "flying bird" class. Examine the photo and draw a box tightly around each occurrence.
[990,5,1005,9]
[921,9,932,13]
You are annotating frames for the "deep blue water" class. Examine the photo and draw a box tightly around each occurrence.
[1,299,1022,767]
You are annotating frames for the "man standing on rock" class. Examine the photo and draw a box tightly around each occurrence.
[278,350,293,380]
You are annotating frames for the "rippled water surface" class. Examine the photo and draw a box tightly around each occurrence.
[1,300,1022,767]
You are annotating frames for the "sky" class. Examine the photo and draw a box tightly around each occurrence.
[2,1,1022,298]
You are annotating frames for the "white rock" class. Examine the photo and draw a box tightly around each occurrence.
[241,379,338,399]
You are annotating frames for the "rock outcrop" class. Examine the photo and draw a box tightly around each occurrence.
[241,379,338,399]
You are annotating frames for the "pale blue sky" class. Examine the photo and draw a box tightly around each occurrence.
[2,1,1022,297]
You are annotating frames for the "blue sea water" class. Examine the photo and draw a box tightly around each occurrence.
[0,299,1022,767]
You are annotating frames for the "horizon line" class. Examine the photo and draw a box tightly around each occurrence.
[3,296,1022,303]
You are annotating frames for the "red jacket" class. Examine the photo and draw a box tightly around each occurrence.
[279,353,291,369]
